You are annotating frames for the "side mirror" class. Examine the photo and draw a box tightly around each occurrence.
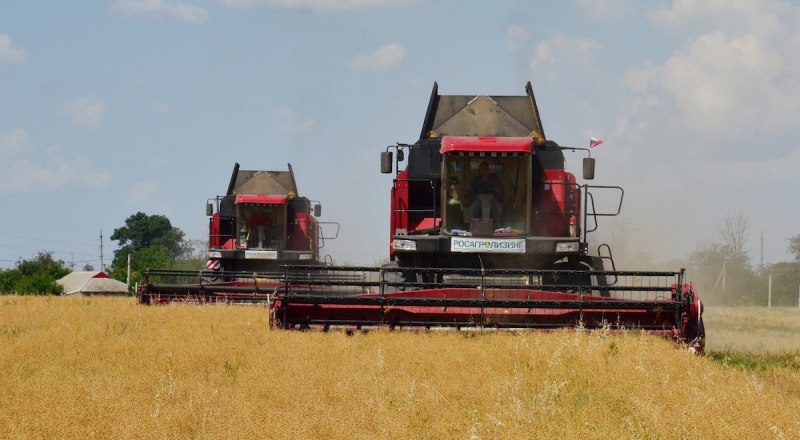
[583,157,595,180]
[396,149,404,162]
[206,203,214,216]
[314,204,321,217]
[380,151,393,174]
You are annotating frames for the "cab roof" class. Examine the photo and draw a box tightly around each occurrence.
[235,194,288,205]
[439,136,533,154]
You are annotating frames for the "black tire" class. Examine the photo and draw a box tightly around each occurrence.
[200,269,221,283]
[587,256,612,297]
[684,316,706,353]
[380,262,416,292]
[541,257,598,295]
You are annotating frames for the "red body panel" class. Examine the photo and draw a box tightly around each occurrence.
[209,212,222,247]
[440,136,533,154]
[288,213,317,253]
[414,217,440,231]
[390,170,410,259]
[536,169,579,236]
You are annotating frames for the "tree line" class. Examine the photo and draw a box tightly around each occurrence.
[0,212,201,295]
[679,214,800,306]
[605,213,800,307]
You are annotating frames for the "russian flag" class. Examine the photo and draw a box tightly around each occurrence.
[589,137,604,148]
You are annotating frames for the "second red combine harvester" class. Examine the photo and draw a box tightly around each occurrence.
[205,162,329,273]
[139,162,339,303]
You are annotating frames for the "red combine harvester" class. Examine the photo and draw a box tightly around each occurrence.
[138,163,339,304]
[268,82,704,350]
[204,162,332,272]
[140,83,704,350]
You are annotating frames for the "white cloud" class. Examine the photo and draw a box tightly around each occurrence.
[574,0,636,19]
[128,182,159,204]
[530,34,603,69]
[219,0,416,11]
[111,0,209,24]
[649,0,793,38]
[0,128,33,156]
[0,34,26,64]
[350,43,407,71]
[274,108,313,138]
[702,148,800,187]
[506,25,530,55]
[0,129,112,194]
[661,33,791,137]
[152,102,172,115]
[64,97,107,129]
[619,0,800,142]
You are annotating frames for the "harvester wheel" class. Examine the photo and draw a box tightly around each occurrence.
[200,269,221,283]
[381,262,415,292]
[684,316,706,354]
[542,257,610,296]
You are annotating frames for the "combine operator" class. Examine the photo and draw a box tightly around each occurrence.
[466,161,504,221]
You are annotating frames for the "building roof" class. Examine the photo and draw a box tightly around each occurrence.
[57,271,129,295]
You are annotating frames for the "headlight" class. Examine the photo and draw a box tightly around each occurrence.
[299,253,313,260]
[555,242,579,253]
[392,239,417,251]
[208,251,222,258]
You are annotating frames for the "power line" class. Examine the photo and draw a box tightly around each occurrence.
[0,233,99,248]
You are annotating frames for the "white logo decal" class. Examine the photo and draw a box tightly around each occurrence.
[450,238,526,253]
[244,250,278,260]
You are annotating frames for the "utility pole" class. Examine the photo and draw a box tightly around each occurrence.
[760,230,764,273]
[99,230,105,272]
[768,272,772,308]
[722,259,726,297]
[126,253,131,288]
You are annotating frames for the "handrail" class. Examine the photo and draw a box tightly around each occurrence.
[582,184,624,236]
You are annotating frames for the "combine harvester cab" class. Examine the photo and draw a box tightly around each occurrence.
[383,82,609,275]
[271,82,705,351]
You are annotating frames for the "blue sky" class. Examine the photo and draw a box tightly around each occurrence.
[1,0,799,270]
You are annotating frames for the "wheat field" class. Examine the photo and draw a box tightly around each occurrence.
[704,306,800,353]
[1,296,799,439]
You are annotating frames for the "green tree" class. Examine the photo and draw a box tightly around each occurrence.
[718,213,751,269]
[111,212,187,258]
[0,251,70,295]
[0,269,22,293]
[684,213,758,306]
[111,245,172,287]
[110,212,188,283]
[789,234,800,262]
[763,262,800,307]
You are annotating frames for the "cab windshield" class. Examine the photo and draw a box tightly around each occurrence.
[236,204,285,249]
[441,153,531,237]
